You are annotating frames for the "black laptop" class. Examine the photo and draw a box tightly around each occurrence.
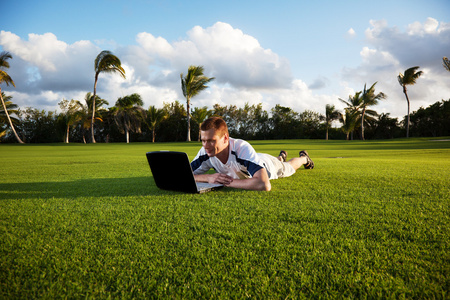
[146,151,223,193]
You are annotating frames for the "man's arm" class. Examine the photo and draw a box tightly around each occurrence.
[227,168,271,191]
[194,168,271,191]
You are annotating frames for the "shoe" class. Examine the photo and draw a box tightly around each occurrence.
[299,150,314,169]
[279,150,288,162]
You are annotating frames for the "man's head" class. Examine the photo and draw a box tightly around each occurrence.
[200,117,229,137]
[200,117,229,157]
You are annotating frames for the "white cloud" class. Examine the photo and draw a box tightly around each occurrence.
[0,30,98,96]
[341,18,450,118]
[130,22,293,89]
[347,28,356,38]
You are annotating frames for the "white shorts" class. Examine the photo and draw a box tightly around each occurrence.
[258,153,296,180]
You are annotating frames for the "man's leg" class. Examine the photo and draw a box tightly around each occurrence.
[287,156,308,170]
[279,150,314,170]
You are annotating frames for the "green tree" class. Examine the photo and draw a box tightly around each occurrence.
[270,105,299,139]
[249,103,271,140]
[91,50,126,143]
[339,91,362,140]
[373,113,401,139]
[191,106,211,141]
[146,105,168,142]
[236,103,267,139]
[443,57,450,72]
[78,93,109,143]
[398,66,423,138]
[409,99,450,137]
[159,101,187,142]
[18,108,59,143]
[324,104,339,140]
[180,66,215,141]
[360,82,386,140]
[58,99,84,143]
[339,108,359,140]
[0,51,24,143]
[299,110,323,139]
[111,93,145,143]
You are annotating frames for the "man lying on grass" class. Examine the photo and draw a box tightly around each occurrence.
[191,117,314,191]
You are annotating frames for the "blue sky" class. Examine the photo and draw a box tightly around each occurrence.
[1,0,450,118]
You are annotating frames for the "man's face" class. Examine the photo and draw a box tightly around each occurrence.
[200,129,229,157]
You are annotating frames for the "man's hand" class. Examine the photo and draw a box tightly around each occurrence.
[194,173,233,185]
[208,173,234,185]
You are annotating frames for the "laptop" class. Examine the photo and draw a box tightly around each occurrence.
[146,151,223,194]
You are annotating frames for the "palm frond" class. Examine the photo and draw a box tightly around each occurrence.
[443,57,450,72]
[398,66,423,86]
[0,52,16,87]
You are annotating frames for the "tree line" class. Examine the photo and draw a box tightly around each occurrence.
[1,91,449,143]
[1,50,450,143]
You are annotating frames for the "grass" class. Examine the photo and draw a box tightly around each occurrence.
[1,138,449,298]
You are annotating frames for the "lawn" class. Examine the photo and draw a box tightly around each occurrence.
[1,138,449,298]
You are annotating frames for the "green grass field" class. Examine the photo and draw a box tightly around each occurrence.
[1,138,449,298]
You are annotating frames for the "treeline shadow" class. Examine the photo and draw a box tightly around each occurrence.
[0,176,170,200]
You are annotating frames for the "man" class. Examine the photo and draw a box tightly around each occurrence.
[191,117,314,191]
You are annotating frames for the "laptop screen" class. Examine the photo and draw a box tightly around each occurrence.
[146,151,199,193]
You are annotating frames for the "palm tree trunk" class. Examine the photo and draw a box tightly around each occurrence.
[65,125,70,143]
[186,97,191,142]
[0,90,24,144]
[126,130,129,143]
[152,129,156,143]
[403,86,411,138]
[361,109,366,140]
[91,75,98,143]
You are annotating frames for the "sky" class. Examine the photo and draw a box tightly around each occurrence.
[1,0,449,120]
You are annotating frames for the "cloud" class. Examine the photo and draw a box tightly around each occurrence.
[347,28,356,38]
[341,18,450,118]
[1,22,296,113]
[365,18,450,70]
[130,22,293,89]
[308,76,330,90]
[0,30,98,96]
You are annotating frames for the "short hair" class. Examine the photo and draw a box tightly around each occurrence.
[200,117,229,137]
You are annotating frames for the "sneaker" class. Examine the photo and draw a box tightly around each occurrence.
[279,150,288,162]
[299,150,314,169]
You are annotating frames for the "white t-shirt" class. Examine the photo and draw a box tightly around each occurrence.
[191,137,291,180]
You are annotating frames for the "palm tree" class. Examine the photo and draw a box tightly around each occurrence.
[0,92,21,141]
[339,108,359,140]
[111,93,145,143]
[398,66,423,138]
[360,82,386,140]
[58,99,84,143]
[324,104,339,140]
[339,91,362,140]
[443,57,450,72]
[180,65,215,141]
[146,105,168,143]
[191,106,212,141]
[0,51,24,143]
[77,93,108,143]
[91,50,126,143]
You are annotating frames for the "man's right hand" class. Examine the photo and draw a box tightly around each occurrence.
[194,173,233,186]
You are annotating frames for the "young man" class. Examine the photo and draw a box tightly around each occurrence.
[191,117,314,191]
